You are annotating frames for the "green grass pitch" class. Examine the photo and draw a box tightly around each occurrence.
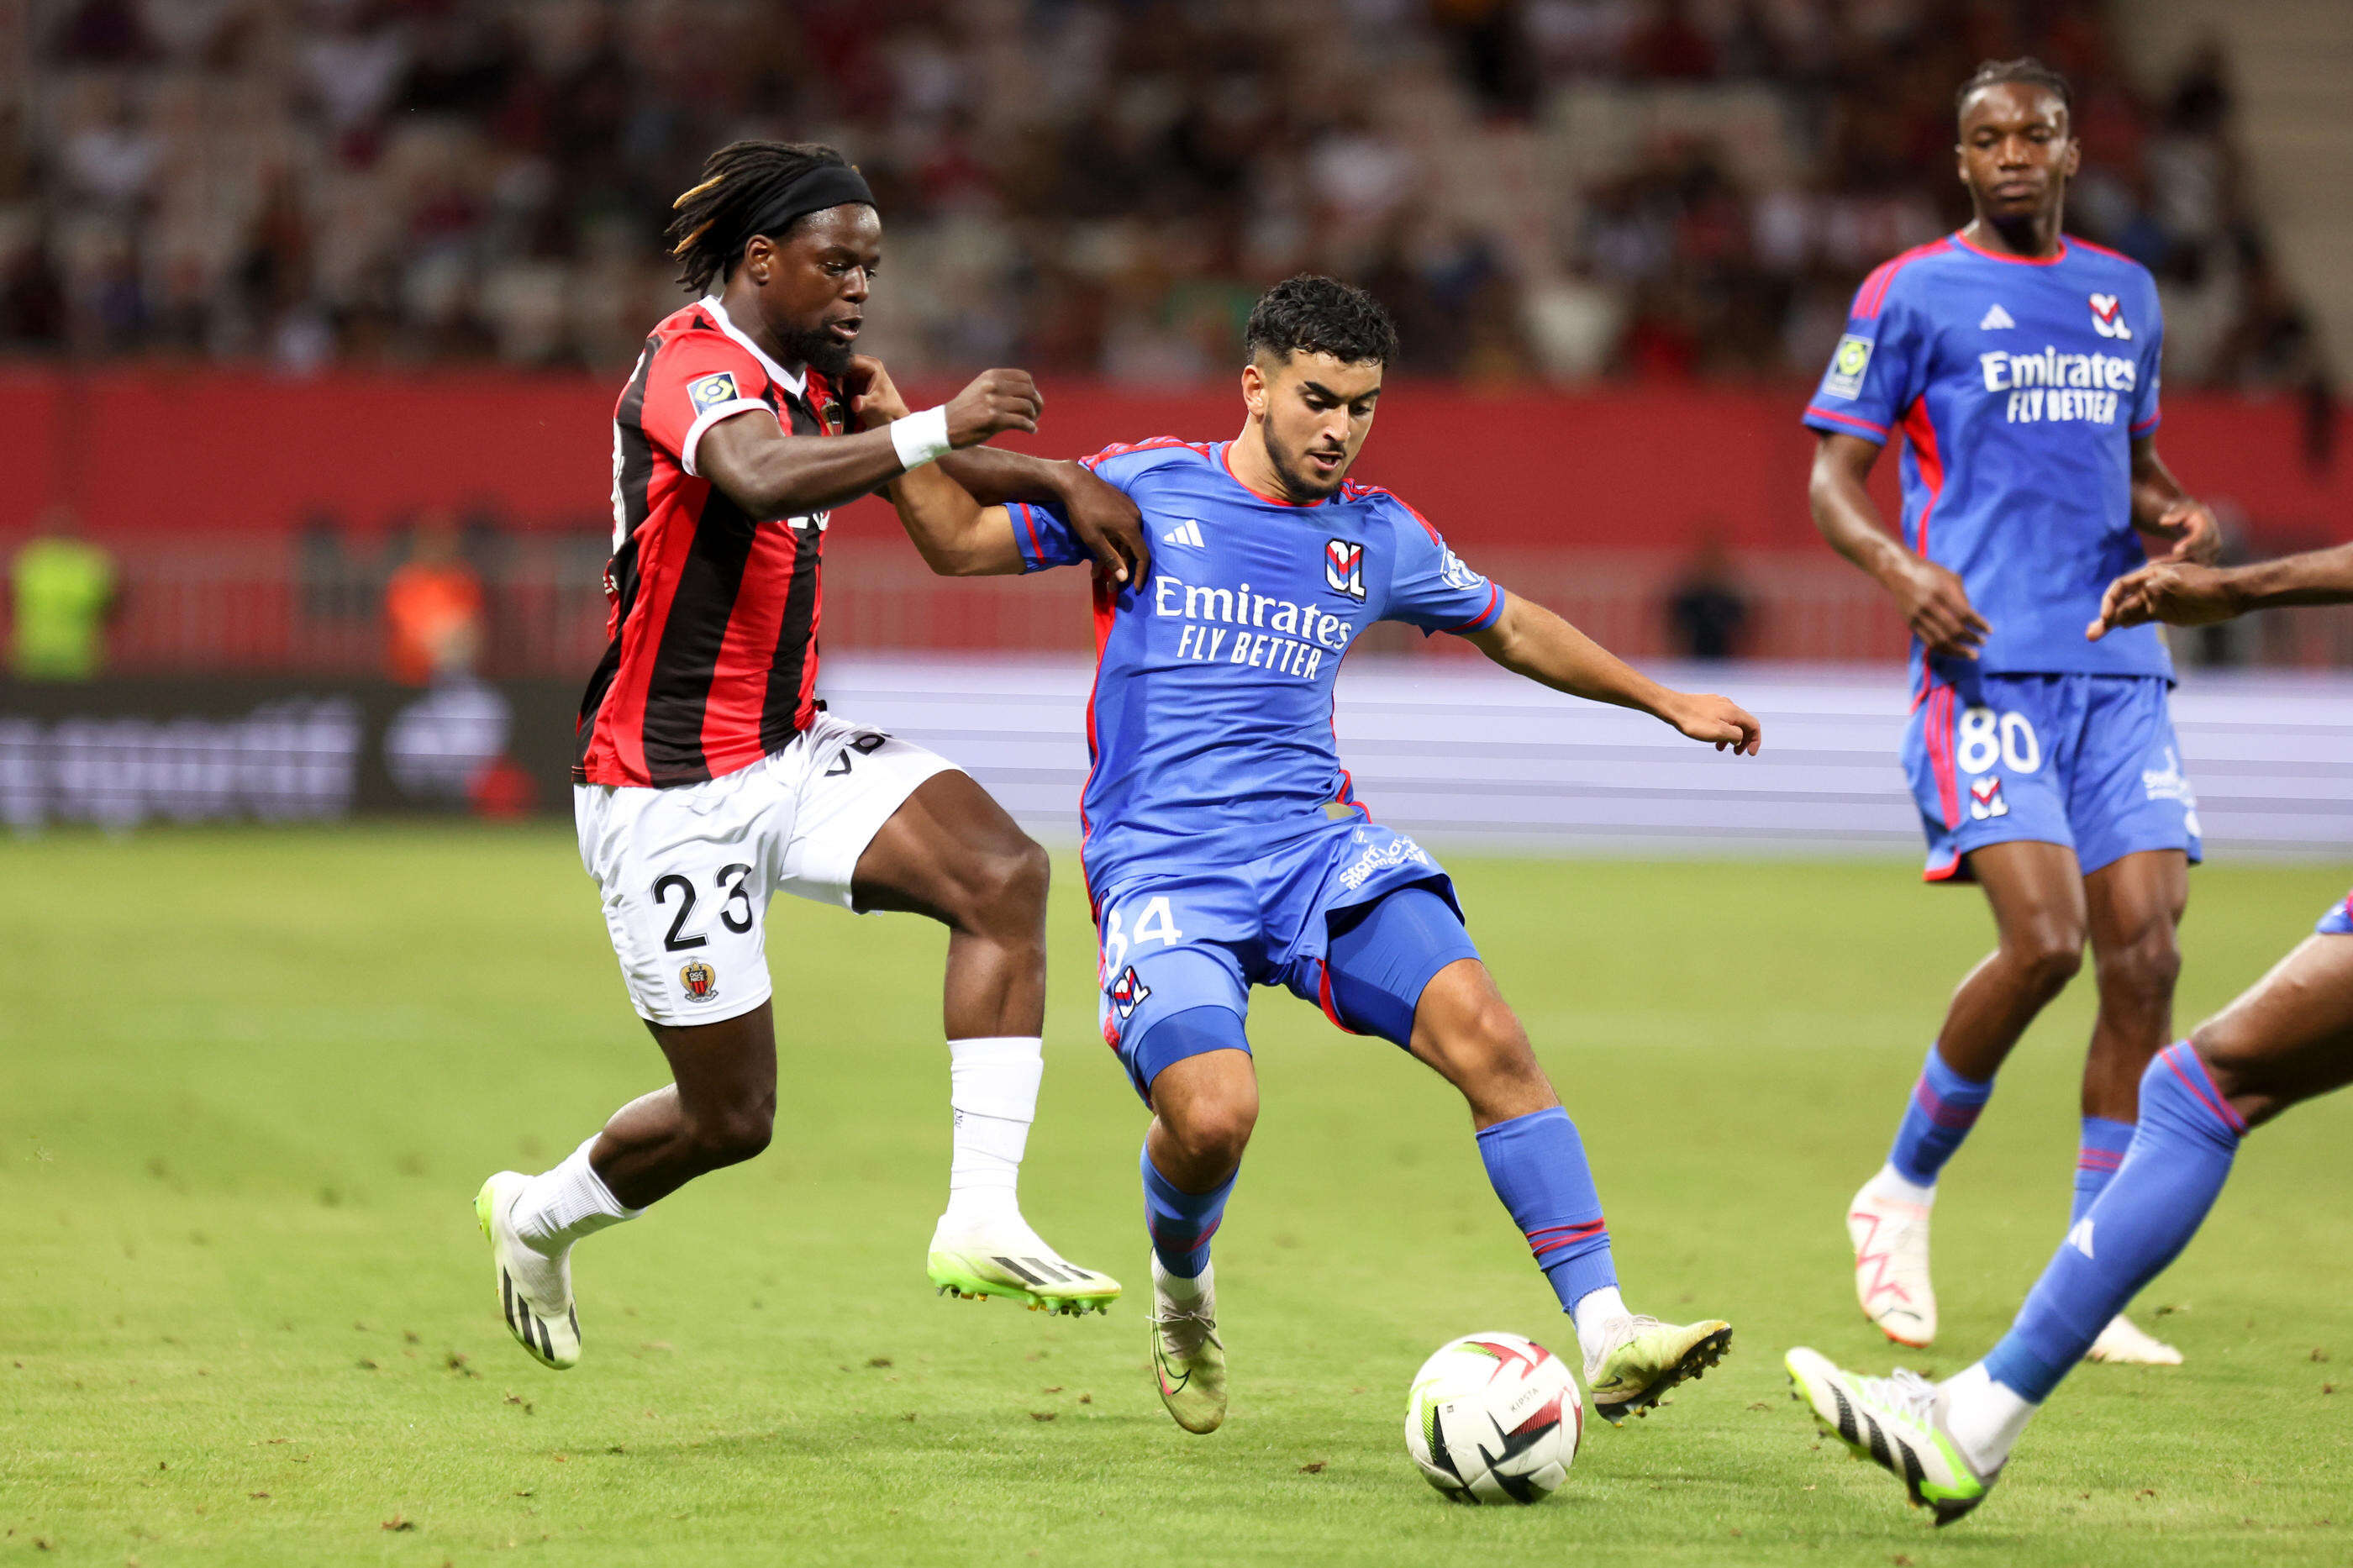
[5,826,2351,1566]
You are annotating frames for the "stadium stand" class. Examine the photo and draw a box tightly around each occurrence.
[0,0,2326,388]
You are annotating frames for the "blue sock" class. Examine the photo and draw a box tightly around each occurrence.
[1476,1107,1616,1313]
[1982,1043,2244,1402]
[1140,1141,1234,1279]
[1886,1043,1994,1187]
[2071,1114,2136,1223]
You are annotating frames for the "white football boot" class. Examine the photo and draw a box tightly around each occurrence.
[926,1212,1120,1315]
[1786,1347,1998,1526]
[2086,1313,2183,1365]
[474,1171,580,1371]
[1849,1177,1936,1347]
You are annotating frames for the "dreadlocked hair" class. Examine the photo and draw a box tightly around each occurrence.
[1956,57,2073,120]
[666,140,850,295]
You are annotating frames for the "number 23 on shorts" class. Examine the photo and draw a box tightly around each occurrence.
[651,863,758,952]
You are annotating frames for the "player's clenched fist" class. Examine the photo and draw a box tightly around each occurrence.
[946,369,1043,448]
[845,354,910,430]
[1666,692,1763,755]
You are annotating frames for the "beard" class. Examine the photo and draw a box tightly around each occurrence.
[1268,443,1350,501]
[776,320,855,381]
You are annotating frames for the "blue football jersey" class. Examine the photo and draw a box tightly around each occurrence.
[1803,232,2169,685]
[1010,438,1505,897]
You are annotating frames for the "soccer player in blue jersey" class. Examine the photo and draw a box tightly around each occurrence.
[1787,539,2353,1524]
[855,274,1762,1435]
[1803,59,2220,1364]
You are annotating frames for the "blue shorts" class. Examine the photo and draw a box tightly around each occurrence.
[1904,670,2202,883]
[2316,891,2353,936]
[1092,819,1480,1102]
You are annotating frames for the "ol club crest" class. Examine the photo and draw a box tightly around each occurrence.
[1324,539,1366,600]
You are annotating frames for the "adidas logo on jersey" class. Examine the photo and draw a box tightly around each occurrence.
[1979,303,2015,330]
[1161,519,1205,549]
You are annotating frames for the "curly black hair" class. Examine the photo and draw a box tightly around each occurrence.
[1956,57,2073,122]
[1243,274,1399,367]
[666,140,851,295]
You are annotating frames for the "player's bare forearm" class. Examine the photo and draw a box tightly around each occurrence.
[1808,434,1909,586]
[880,460,1026,578]
[1809,431,1987,655]
[936,448,1080,506]
[2129,439,2219,562]
[697,415,911,518]
[2092,541,2353,639]
[1466,595,1761,754]
[942,449,1148,584]
[2225,543,2353,608]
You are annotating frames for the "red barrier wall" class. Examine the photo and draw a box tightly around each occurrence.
[1,366,2344,552]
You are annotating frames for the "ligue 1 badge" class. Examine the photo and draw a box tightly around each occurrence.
[687,371,740,414]
[1824,333,1872,398]
[680,960,719,1001]
[1324,539,1366,600]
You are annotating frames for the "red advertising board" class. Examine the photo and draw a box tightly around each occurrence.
[0,366,2342,554]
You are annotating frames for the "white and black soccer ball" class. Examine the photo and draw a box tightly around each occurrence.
[1403,1332,1582,1505]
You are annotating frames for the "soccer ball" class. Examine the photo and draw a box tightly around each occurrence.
[1403,1332,1582,1505]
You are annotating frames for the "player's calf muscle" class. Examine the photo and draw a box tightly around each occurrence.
[1409,964,1554,1116]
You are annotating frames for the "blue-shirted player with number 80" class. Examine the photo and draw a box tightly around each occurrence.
[861,274,1761,1439]
[1805,58,2221,1372]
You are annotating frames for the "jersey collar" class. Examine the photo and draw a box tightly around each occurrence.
[1950,229,2070,266]
[699,294,808,399]
[1218,440,1330,508]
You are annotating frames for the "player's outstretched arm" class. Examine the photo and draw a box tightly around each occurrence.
[696,358,1041,520]
[2089,541,2353,640]
[1808,432,1987,658]
[937,449,1150,585]
[2128,438,2221,564]
[842,355,1033,576]
[1466,594,1761,755]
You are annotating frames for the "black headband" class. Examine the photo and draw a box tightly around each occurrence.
[740,164,876,249]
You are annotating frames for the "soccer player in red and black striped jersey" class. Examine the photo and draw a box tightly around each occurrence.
[474,141,1150,1371]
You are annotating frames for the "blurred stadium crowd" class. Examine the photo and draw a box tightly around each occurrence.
[0,0,2325,388]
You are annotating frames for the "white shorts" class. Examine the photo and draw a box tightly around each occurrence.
[574,709,956,1026]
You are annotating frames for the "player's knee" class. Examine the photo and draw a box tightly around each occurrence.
[2008,920,2085,994]
[963,835,1050,933]
[1165,1088,1257,1170]
[2187,1017,2267,1102]
[2097,923,2181,1007]
[684,1101,773,1169]
[1450,997,1539,1082]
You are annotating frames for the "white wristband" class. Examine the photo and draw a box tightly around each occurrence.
[890,404,954,471]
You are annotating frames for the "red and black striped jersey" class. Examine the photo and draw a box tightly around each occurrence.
[576,296,845,788]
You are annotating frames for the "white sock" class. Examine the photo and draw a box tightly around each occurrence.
[1940,1361,2035,1474]
[512,1136,642,1255]
[941,1036,1043,1229]
[1571,1285,1630,1362]
[1864,1163,1937,1208]
[1153,1254,1213,1304]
